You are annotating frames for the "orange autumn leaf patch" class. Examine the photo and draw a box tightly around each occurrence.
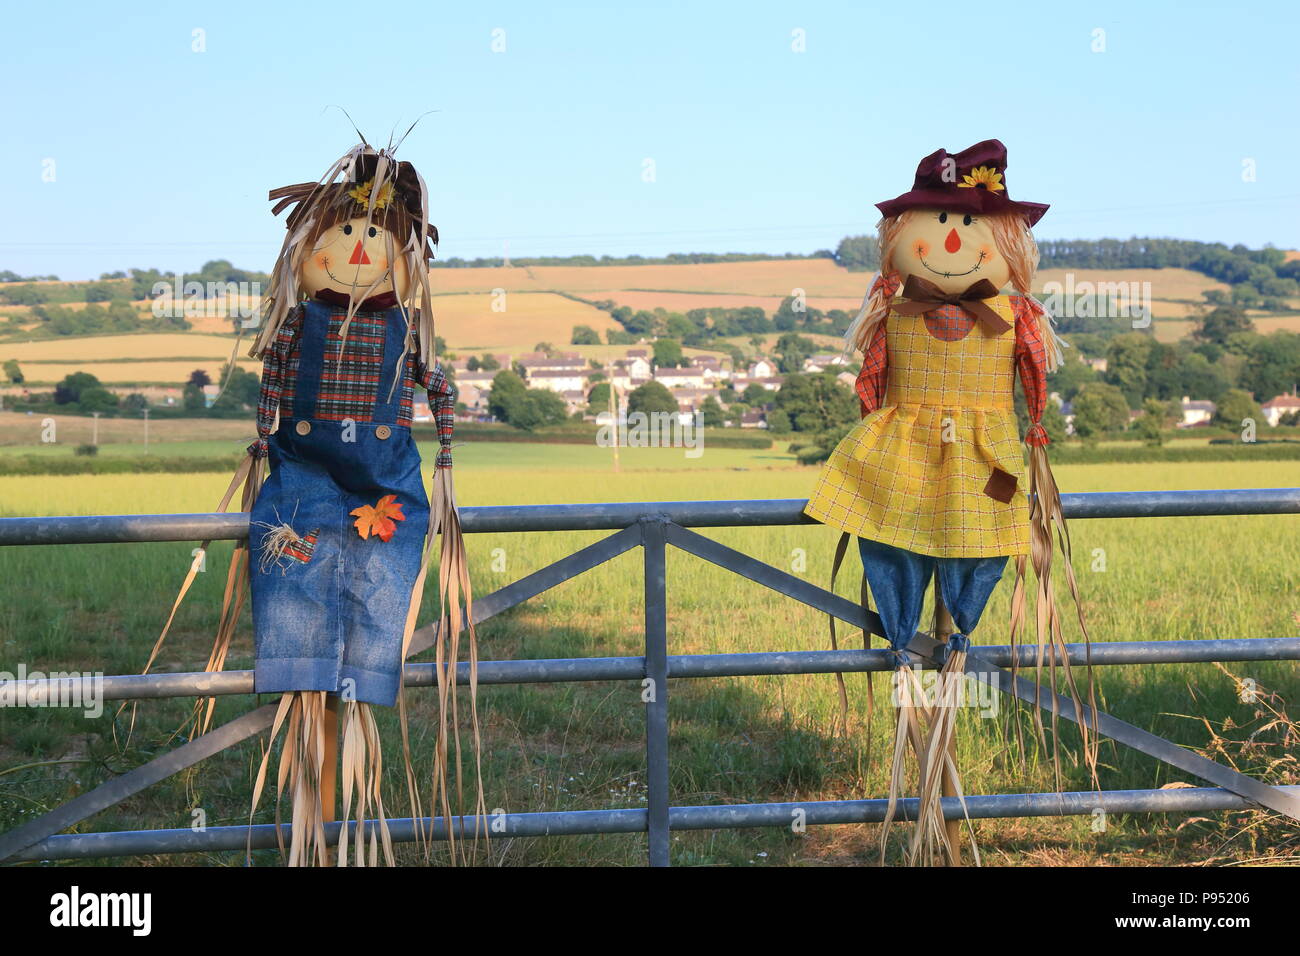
[350,494,405,541]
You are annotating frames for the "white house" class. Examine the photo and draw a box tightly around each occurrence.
[748,358,776,379]
[1261,392,1300,426]
[803,353,850,373]
[654,366,707,389]
[1178,396,1216,427]
[525,369,587,393]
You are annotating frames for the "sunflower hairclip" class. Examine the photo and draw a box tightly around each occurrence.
[346,177,396,209]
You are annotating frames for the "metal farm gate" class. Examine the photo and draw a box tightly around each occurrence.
[1,489,1298,865]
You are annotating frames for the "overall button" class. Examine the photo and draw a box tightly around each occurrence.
[295,421,312,436]
[375,425,392,440]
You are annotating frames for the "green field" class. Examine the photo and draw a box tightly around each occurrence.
[0,448,1297,866]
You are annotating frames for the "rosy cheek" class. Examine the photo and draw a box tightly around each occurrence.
[912,240,930,258]
[314,253,330,268]
[978,244,994,260]
[376,258,389,269]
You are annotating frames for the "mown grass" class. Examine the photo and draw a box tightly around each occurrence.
[0,452,1296,866]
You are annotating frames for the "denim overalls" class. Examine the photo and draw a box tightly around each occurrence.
[250,299,429,707]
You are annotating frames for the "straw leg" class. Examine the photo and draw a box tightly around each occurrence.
[321,693,339,865]
[933,592,962,868]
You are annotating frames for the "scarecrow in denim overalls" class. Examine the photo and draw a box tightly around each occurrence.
[146,142,480,866]
[805,140,1097,866]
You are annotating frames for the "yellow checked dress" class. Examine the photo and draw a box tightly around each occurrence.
[804,295,1029,558]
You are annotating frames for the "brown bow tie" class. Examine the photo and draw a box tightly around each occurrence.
[893,275,1010,335]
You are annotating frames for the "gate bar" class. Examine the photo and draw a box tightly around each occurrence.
[12,785,1298,862]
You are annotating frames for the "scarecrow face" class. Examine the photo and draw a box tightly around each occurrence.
[892,208,1010,294]
[299,216,410,300]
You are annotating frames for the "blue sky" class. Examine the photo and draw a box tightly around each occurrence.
[3,0,1297,279]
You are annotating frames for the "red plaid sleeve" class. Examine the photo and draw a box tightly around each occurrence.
[853,272,898,417]
[413,335,455,469]
[1011,295,1050,447]
[855,321,888,417]
[248,306,301,458]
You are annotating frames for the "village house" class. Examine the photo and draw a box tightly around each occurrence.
[654,366,707,390]
[1178,396,1216,427]
[747,358,776,379]
[739,409,768,429]
[803,352,850,373]
[1083,356,1109,373]
[518,351,585,371]
[1261,392,1300,426]
[524,368,588,393]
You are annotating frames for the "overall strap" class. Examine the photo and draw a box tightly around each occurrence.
[292,298,330,421]
[370,306,411,426]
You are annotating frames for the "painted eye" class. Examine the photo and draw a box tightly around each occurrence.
[938,212,948,224]
[368,226,378,238]
[342,224,353,236]
[963,214,973,226]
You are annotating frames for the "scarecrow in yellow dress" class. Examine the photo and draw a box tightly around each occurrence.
[805,139,1096,865]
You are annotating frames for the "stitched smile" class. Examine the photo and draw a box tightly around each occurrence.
[919,251,986,279]
[322,259,389,286]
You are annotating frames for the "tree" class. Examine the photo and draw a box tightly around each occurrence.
[766,408,792,433]
[774,333,816,374]
[183,382,207,411]
[742,383,769,406]
[1196,305,1254,345]
[627,381,678,416]
[570,325,600,345]
[699,396,724,427]
[1214,388,1262,429]
[586,382,612,415]
[187,369,212,388]
[505,389,568,431]
[771,372,858,434]
[3,359,22,384]
[79,386,120,413]
[1071,382,1130,445]
[54,371,104,405]
[211,364,261,411]
[122,393,149,413]
[533,342,556,355]
[652,338,685,369]
[835,235,881,272]
[1133,398,1166,447]
[488,370,528,422]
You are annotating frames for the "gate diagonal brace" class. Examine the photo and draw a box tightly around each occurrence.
[0,525,646,864]
[662,522,1300,823]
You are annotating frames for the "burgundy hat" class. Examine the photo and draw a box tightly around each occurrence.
[875,139,1048,227]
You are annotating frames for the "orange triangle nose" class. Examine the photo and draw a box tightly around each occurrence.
[348,240,371,266]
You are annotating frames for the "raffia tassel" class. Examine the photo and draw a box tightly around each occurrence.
[1016,439,1102,789]
[879,662,926,865]
[247,691,331,867]
[426,465,487,864]
[910,648,981,867]
[338,700,395,867]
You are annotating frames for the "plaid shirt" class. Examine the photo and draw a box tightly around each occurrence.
[249,303,456,468]
[854,273,1051,447]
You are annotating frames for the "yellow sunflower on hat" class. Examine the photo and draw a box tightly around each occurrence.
[958,165,1005,191]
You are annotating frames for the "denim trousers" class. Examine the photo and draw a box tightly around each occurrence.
[250,300,429,708]
[858,537,1007,658]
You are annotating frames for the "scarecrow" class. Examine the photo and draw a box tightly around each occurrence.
[143,139,481,866]
[804,140,1097,866]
